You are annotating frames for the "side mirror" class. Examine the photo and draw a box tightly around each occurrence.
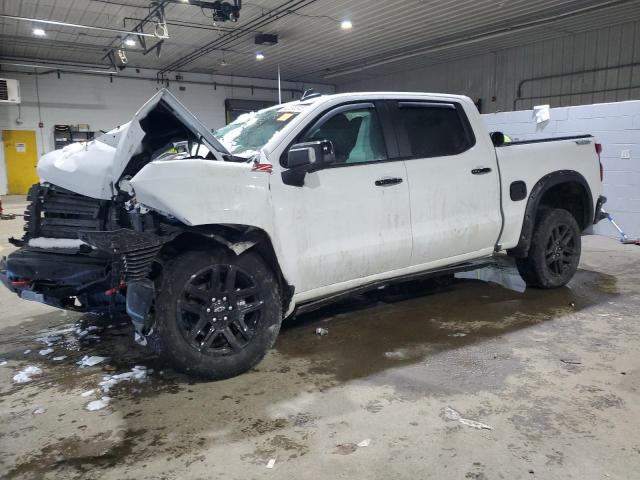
[285,140,335,169]
[282,140,336,187]
[490,131,505,147]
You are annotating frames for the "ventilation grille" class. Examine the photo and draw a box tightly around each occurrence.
[0,80,7,101]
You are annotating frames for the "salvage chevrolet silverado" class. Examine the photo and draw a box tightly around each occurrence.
[1,90,606,379]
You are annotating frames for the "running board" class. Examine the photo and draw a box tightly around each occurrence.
[295,258,496,315]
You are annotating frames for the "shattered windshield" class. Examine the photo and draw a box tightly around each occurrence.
[213,104,310,159]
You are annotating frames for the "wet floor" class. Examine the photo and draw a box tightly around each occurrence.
[0,217,639,479]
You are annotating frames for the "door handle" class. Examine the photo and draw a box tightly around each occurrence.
[471,167,492,175]
[375,177,403,187]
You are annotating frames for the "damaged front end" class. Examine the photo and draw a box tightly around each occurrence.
[1,183,179,340]
[0,89,239,342]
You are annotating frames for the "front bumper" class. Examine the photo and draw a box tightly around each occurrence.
[1,247,115,310]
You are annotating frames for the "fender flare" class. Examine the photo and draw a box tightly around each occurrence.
[508,170,593,257]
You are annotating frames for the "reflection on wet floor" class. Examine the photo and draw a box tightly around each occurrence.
[276,269,618,382]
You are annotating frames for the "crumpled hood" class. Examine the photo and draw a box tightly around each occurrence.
[37,89,228,200]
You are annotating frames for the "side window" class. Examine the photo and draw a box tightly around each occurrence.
[396,104,473,158]
[306,107,387,164]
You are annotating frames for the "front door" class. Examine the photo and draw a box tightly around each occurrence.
[3,130,39,194]
[273,102,412,298]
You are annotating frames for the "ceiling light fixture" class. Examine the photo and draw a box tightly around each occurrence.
[340,20,352,30]
[124,37,136,46]
[32,27,46,36]
[255,52,265,61]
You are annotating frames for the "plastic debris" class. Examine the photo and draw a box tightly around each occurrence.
[357,438,371,447]
[52,356,67,361]
[39,348,54,356]
[36,335,61,347]
[33,407,46,415]
[266,458,276,469]
[443,407,494,431]
[315,327,329,336]
[81,389,96,397]
[13,365,43,384]
[86,396,111,411]
[99,365,150,393]
[560,359,581,365]
[77,355,108,367]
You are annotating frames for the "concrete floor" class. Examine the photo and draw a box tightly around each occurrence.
[0,194,639,479]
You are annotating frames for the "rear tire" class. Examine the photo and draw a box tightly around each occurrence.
[155,248,281,380]
[516,208,581,288]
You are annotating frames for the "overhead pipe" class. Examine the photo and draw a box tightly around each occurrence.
[0,68,304,96]
[513,84,640,109]
[515,62,640,108]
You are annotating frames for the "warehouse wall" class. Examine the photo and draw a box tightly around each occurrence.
[0,69,333,195]
[483,101,640,239]
[338,20,640,114]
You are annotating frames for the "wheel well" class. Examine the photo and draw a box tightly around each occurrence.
[156,226,294,315]
[538,181,591,230]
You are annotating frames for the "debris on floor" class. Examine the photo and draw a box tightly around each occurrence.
[52,356,67,361]
[266,458,276,469]
[332,443,358,455]
[81,389,96,397]
[38,348,54,356]
[86,396,111,411]
[560,359,582,365]
[99,365,150,393]
[33,407,46,415]
[315,327,329,336]
[12,366,43,384]
[23,349,31,355]
[443,407,494,431]
[357,438,371,447]
[77,355,108,367]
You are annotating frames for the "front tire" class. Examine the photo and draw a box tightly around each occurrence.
[516,208,581,288]
[155,248,281,379]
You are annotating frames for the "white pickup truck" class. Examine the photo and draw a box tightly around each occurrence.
[1,90,606,379]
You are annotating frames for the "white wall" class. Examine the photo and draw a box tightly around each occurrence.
[338,20,640,114]
[0,68,333,194]
[483,101,640,239]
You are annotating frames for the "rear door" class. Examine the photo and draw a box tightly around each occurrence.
[390,99,501,266]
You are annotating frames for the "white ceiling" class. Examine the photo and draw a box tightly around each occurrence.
[1,0,640,85]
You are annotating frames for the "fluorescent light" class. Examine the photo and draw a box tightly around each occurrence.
[33,27,46,36]
[124,37,136,46]
[255,52,265,61]
[340,20,352,30]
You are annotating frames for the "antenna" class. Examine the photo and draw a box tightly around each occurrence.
[277,63,282,104]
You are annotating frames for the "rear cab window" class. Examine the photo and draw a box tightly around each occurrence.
[392,101,476,159]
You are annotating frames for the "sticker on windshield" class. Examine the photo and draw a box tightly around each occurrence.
[278,105,306,113]
[276,112,295,122]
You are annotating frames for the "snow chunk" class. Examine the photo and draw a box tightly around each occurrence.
[357,438,371,447]
[77,355,108,367]
[13,365,43,384]
[39,348,54,356]
[99,365,150,393]
[33,407,46,415]
[36,335,61,347]
[28,237,87,249]
[52,356,67,361]
[86,396,111,411]
[23,349,31,355]
[266,458,276,469]
[81,389,95,397]
[0,360,7,366]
